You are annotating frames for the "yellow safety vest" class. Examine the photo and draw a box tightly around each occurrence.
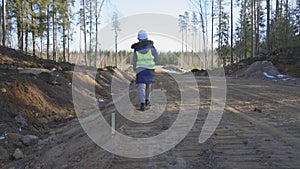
[136,50,155,69]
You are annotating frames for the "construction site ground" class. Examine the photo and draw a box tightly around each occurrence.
[0,46,300,168]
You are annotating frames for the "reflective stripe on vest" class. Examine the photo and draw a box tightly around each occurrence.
[136,50,155,69]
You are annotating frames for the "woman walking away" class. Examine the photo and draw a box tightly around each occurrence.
[131,30,159,111]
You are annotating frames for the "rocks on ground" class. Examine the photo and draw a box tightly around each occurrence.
[7,133,23,147]
[21,135,39,146]
[12,148,24,160]
[15,115,28,129]
[0,146,9,160]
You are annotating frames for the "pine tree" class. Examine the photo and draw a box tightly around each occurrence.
[216,0,230,66]
[95,0,105,67]
[112,12,120,66]
[178,14,186,67]
[78,0,87,65]
[2,0,6,46]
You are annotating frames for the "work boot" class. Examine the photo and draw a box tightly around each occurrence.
[145,99,151,106]
[139,103,145,111]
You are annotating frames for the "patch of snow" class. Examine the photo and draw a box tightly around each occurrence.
[1,88,7,93]
[98,99,105,103]
[16,67,24,71]
[162,69,178,74]
[96,98,105,106]
[179,68,189,73]
[0,135,5,140]
[263,72,275,79]
[277,74,286,78]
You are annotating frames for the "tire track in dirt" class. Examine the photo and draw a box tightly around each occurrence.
[225,79,300,140]
[106,71,209,168]
[5,72,299,168]
[195,76,300,168]
[228,85,300,110]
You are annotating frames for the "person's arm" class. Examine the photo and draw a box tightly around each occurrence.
[151,47,159,63]
[133,51,137,71]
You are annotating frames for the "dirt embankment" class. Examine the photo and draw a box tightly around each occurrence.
[223,47,300,78]
[190,47,300,85]
[0,46,132,167]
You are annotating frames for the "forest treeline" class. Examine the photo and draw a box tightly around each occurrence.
[179,0,300,69]
[0,0,299,69]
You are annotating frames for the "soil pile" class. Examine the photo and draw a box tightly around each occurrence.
[237,61,280,78]
[191,69,208,76]
[223,47,300,79]
[0,45,131,167]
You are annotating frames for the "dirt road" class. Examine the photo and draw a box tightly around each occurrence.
[4,69,300,169]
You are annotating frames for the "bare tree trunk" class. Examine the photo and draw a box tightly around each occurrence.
[24,2,28,54]
[67,19,70,62]
[40,37,43,58]
[230,0,233,64]
[89,0,92,66]
[25,29,28,54]
[79,31,82,53]
[2,0,6,46]
[275,0,280,22]
[53,0,57,61]
[181,29,184,67]
[95,0,98,67]
[211,0,214,68]
[250,0,254,58]
[17,3,24,51]
[112,12,120,66]
[115,30,118,66]
[255,0,260,56]
[63,18,66,62]
[83,0,87,65]
[266,0,271,56]
[185,27,188,53]
[285,0,289,17]
[243,0,247,59]
[198,1,207,69]
[62,2,66,62]
[25,8,28,55]
[17,13,22,50]
[95,0,105,68]
[218,0,222,67]
[192,32,194,55]
[47,4,50,60]
[31,2,36,56]
[38,2,44,58]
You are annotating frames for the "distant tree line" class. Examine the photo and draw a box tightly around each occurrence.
[0,0,76,62]
[180,0,300,69]
[0,0,108,67]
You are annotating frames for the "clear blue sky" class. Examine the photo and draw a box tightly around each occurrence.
[72,0,191,51]
[72,0,244,52]
[107,0,190,18]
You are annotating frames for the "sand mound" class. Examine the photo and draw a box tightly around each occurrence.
[236,61,299,85]
[238,61,280,78]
